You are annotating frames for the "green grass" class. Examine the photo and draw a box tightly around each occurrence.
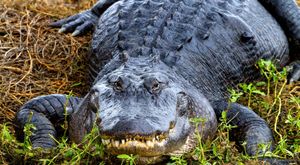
[0,62,299,165]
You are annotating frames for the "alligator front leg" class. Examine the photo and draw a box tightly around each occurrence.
[258,0,300,44]
[212,101,298,164]
[15,94,82,148]
[212,101,274,156]
[50,0,119,36]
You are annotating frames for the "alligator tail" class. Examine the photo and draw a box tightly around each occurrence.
[14,94,82,148]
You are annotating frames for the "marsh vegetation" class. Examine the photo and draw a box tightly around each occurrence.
[0,0,299,164]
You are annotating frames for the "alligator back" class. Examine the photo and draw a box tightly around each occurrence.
[89,0,289,100]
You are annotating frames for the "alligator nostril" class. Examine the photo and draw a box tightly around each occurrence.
[151,80,160,92]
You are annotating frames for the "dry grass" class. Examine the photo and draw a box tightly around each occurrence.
[0,0,97,123]
[0,0,299,164]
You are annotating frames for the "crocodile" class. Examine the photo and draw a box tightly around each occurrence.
[15,0,300,164]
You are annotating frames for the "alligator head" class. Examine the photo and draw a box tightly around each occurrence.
[69,56,217,164]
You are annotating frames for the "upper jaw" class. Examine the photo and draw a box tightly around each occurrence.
[99,115,193,157]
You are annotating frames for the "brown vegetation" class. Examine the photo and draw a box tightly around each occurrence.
[0,0,299,164]
[0,0,97,123]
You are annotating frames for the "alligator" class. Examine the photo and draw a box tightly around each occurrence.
[15,0,300,164]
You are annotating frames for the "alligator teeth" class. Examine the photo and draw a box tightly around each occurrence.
[114,140,120,147]
[160,139,166,146]
[146,140,153,147]
[101,139,110,145]
[103,137,167,148]
[156,136,160,141]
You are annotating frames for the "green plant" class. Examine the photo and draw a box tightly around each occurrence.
[257,59,277,97]
[228,88,243,103]
[40,124,105,164]
[238,83,266,108]
[117,154,137,165]
[190,117,209,164]
[169,155,187,165]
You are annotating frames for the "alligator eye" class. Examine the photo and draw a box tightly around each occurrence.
[152,81,160,93]
[113,79,123,92]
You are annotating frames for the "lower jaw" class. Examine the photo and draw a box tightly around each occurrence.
[103,135,194,163]
[106,147,166,157]
[106,148,167,164]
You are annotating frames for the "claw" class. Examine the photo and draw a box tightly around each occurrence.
[72,30,80,36]
[58,27,67,33]
[287,62,300,84]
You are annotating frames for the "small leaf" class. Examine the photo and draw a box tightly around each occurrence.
[117,154,131,159]
[70,82,82,87]
[256,81,266,86]
[252,90,266,96]
[64,149,74,158]
[221,111,227,121]
[28,152,34,157]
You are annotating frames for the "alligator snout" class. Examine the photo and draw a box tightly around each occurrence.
[99,118,175,138]
[100,119,170,135]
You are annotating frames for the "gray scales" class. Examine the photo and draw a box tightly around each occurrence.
[15,0,300,164]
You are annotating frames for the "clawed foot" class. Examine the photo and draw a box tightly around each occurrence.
[50,9,99,36]
[287,61,300,84]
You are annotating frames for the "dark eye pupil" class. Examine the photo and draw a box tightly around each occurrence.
[152,82,160,91]
[114,81,122,90]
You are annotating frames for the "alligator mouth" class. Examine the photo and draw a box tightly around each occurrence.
[99,118,179,156]
[100,134,169,156]
[100,134,195,164]
[102,135,166,147]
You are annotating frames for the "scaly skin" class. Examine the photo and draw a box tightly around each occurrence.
[49,0,118,36]
[15,94,82,148]
[258,0,300,43]
[16,0,300,164]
